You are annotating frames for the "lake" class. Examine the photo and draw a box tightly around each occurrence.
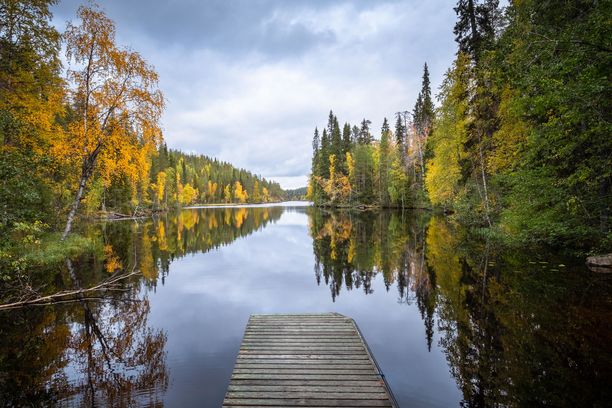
[1,203,610,407]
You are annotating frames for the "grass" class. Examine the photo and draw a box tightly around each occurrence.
[21,233,99,266]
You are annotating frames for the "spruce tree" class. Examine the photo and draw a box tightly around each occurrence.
[359,119,372,144]
[327,110,335,139]
[319,128,330,178]
[342,123,352,156]
[311,127,321,201]
[378,118,391,206]
[394,112,406,147]
[311,127,320,175]
[453,0,499,62]
[421,63,434,130]
[351,125,360,144]
[454,0,501,226]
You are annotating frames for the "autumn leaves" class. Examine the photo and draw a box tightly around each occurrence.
[61,4,164,238]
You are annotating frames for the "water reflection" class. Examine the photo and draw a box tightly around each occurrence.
[0,205,610,407]
[0,287,167,406]
[310,209,612,407]
[97,206,283,286]
[0,206,282,406]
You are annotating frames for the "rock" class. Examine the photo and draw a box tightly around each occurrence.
[586,253,612,273]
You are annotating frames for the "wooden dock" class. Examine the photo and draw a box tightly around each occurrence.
[223,313,397,407]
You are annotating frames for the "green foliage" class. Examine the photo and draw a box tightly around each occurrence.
[423,0,611,249]
[0,148,52,234]
[0,225,97,282]
[285,187,307,200]
[425,54,470,208]
[498,0,612,247]
[351,144,376,204]
[309,111,420,208]
[149,146,284,208]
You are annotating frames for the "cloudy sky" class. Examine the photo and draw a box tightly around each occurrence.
[51,0,458,189]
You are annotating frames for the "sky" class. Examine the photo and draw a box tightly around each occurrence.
[51,0,459,189]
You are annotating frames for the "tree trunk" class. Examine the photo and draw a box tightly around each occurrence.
[416,136,426,191]
[467,0,479,62]
[61,171,89,240]
[478,141,492,227]
[61,144,102,240]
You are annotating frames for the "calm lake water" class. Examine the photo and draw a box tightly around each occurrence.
[1,203,611,407]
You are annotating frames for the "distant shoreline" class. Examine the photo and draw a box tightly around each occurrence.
[184,201,312,209]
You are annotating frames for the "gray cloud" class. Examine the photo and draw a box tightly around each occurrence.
[54,0,338,57]
[52,0,458,189]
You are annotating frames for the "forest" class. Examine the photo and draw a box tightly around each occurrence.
[0,1,284,276]
[308,0,611,251]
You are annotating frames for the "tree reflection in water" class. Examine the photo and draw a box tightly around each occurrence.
[310,209,612,407]
[0,206,282,406]
[0,206,610,407]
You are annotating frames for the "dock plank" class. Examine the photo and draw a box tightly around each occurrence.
[224,313,396,407]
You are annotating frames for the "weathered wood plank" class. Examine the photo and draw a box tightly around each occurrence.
[234,363,373,369]
[236,354,370,360]
[239,351,367,355]
[232,369,377,375]
[241,341,361,344]
[225,391,390,399]
[225,313,396,407]
[228,385,385,393]
[240,346,365,351]
[228,379,385,387]
[242,336,359,340]
[231,374,381,380]
[222,398,392,407]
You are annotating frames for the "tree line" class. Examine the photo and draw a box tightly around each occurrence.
[308,0,611,249]
[308,63,433,209]
[141,144,282,210]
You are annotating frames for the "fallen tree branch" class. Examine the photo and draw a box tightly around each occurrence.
[0,270,141,311]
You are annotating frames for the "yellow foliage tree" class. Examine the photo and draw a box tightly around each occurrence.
[155,171,166,206]
[306,181,314,200]
[180,183,198,205]
[0,0,64,154]
[233,181,248,203]
[488,86,528,174]
[323,154,351,203]
[262,187,270,202]
[207,180,218,202]
[61,5,164,239]
[425,54,469,207]
[346,152,355,181]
